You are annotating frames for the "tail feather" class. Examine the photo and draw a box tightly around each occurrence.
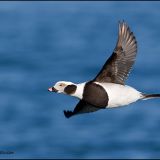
[142,94,160,100]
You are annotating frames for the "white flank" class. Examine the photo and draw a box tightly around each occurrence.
[95,82,142,108]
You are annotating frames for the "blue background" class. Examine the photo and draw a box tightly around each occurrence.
[1,2,160,158]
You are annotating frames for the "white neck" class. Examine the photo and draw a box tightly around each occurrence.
[71,82,86,99]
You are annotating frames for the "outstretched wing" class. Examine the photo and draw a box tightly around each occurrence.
[94,21,137,85]
[64,100,101,118]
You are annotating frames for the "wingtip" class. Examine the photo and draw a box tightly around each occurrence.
[118,20,129,29]
[120,19,126,23]
[118,20,128,35]
[63,110,73,118]
[118,20,126,25]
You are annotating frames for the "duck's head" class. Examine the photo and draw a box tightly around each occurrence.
[48,81,77,95]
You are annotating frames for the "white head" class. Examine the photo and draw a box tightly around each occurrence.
[48,81,77,94]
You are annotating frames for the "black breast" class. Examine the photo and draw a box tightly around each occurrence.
[82,81,108,108]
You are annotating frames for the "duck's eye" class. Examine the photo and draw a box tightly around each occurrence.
[59,83,65,87]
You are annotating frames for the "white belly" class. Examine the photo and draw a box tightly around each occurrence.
[95,82,142,108]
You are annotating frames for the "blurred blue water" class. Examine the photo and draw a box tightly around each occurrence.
[0,2,160,158]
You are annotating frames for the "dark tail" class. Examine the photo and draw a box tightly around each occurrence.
[142,94,160,100]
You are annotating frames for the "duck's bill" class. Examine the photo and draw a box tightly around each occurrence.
[48,87,58,92]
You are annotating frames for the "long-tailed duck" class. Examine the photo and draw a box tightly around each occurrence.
[48,21,160,118]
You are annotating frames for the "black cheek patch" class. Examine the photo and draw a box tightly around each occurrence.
[64,85,77,95]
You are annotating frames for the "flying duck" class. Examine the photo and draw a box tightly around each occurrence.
[48,21,160,118]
